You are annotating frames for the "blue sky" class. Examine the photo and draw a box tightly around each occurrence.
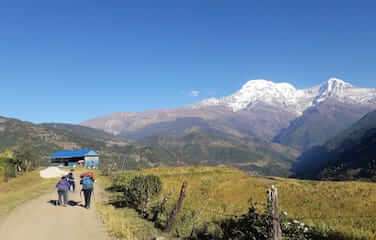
[1,0,376,123]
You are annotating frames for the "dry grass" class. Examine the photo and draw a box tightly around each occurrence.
[96,203,160,240]
[143,166,376,239]
[97,166,376,239]
[0,171,56,219]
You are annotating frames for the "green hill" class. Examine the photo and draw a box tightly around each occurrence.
[0,116,298,176]
[141,127,299,177]
[0,116,157,170]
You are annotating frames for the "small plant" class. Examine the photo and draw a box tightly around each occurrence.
[281,217,311,240]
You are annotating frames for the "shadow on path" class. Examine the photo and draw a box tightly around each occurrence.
[47,200,82,207]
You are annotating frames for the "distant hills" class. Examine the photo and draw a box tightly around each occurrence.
[0,115,298,176]
[140,127,299,176]
[293,110,376,180]
[0,116,160,169]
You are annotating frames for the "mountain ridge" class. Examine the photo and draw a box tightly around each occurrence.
[82,78,376,144]
[273,99,375,150]
[293,109,376,180]
[82,77,376,173]
[195,77,376,115]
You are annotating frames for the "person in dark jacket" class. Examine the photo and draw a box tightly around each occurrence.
[67,170,75,192]
[56,176,70,207]
[80,175,94,209]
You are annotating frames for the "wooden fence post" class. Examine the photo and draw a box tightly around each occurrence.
[164,181,188,233]
[267,185,282,240]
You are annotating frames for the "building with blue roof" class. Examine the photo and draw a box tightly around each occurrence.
[50,148,99,168]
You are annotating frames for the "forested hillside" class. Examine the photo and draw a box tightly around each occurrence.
[293,110,376,180]
[0,116,161,176]
[142,128,298,176]
[0,116,299,177]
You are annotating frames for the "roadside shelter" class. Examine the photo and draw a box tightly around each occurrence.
[50,148,99,168]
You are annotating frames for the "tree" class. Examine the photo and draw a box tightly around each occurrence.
[13,143,40,172]
[0,149,15,182]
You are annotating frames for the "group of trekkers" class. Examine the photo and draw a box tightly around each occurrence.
[55,169,95,209]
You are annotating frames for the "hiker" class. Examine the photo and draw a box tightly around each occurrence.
[56,176,70,207]
[67,169,75,192]
[80,175,94,209]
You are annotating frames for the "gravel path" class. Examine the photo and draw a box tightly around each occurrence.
[0,182,111,240]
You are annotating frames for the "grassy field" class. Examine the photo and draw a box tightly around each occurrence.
[0,171,56,220]
[99,166,376,240]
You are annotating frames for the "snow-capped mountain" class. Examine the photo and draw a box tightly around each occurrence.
[196,78,376,115]
[82,77,376,152]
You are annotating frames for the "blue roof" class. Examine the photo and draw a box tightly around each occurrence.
[51,148,98,159]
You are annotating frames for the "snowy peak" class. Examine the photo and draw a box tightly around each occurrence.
[240,79,295,91]
[315,78,353,103]
[196,78,376,114]
[321,78,353,95]
[326,77,352,88]
[227,79,298,111]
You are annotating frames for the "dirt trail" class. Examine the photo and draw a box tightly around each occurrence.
[0,181,111,240]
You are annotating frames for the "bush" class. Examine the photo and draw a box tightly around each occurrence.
[110,171,140,192]
[1,158,17,182]
[123,175,162,216]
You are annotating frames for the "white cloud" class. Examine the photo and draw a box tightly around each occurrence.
[189,90,200,97]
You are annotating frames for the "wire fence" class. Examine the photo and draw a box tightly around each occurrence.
[199,207,376,221]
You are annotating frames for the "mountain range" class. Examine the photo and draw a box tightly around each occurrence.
[83,78,376,150]
[80,77,376,177]
[2,77,375,178]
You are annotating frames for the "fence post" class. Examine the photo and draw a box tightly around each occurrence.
[164,181,188,233]
[267,185,282,240]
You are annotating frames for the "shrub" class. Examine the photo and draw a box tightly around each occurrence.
[123,175,162,216]
[110,171,140,192]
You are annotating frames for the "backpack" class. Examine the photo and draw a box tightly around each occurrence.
[82,176,94,190]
